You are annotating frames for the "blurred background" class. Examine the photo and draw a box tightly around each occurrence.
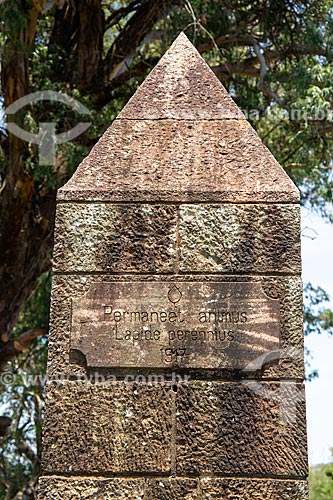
[0,1,333,498]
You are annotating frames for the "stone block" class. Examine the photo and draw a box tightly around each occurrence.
[38,476,308,499]
[41,381,173,474]
[118,33,244,121]
[38,477,145,500]
[200,478,309,499]
[179,204,301,274]
[176,381,308,477]
[38,476,200,500]
[58,120,299,203]
[146,478,199,499]
[259,276,304,379]
[53,203,177,273]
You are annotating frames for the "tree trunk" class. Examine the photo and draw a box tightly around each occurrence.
[0,2,54,360]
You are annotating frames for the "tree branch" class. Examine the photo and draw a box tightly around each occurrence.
[92,56,159,108]
[198,34,262,53]
[0,327,47,369]
[212,61,260,80]
[265,44,331,62]
[48,0,105,89]
[252,39,283,105]
[105,1,141,30]
[99,0,183,87]
[0,417,12,437]
[211,42,331,85]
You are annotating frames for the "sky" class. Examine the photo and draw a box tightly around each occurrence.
[302,207,333,466]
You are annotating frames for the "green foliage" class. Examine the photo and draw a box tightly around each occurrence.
[0,273,50,498]
[12,272,51,339]
[254,59,333,219]
[1,1,333,498]
[304,283,333,337]
[303,283,333,380]
[309,450,333,500]
[168,1,333,218]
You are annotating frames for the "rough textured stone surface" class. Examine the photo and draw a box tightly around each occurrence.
[40,32,307,499]
[59,34,299,203]
[38,477,146,499]
[41,381,173,474]
[260,276,304,379]
[53,203,177,273]
[146,479,199,499]
[176,381,308,477]
[38,477,308,499]
[118,32,244,120]
[38,476,308,499]
[179,204,301,274]
[200,478,309,499]
[53,202,301,274]
[58,120,299,203]
[46,275,304,378]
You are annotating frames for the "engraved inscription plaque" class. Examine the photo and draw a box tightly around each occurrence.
[70,282,280,369]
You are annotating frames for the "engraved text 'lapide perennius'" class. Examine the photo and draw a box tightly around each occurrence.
[71,281,280,369]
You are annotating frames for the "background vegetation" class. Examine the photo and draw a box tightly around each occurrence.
[309,450,333,499]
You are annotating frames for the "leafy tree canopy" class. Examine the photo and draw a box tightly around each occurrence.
[0,1,333,498]
[309,450,333,500]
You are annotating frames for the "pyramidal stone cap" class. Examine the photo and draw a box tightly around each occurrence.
[59,32,299,203]
[117,32,245,120]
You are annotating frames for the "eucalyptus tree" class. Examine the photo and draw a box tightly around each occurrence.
[1,1,333,498]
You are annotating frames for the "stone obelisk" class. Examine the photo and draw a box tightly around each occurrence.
[38,33,308,499]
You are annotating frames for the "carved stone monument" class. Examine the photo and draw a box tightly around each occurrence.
[38,33,308,499]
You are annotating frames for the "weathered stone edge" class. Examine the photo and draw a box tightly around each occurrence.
[40,380,307,477]
[57,190,300,203]
[37,475,309,499]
